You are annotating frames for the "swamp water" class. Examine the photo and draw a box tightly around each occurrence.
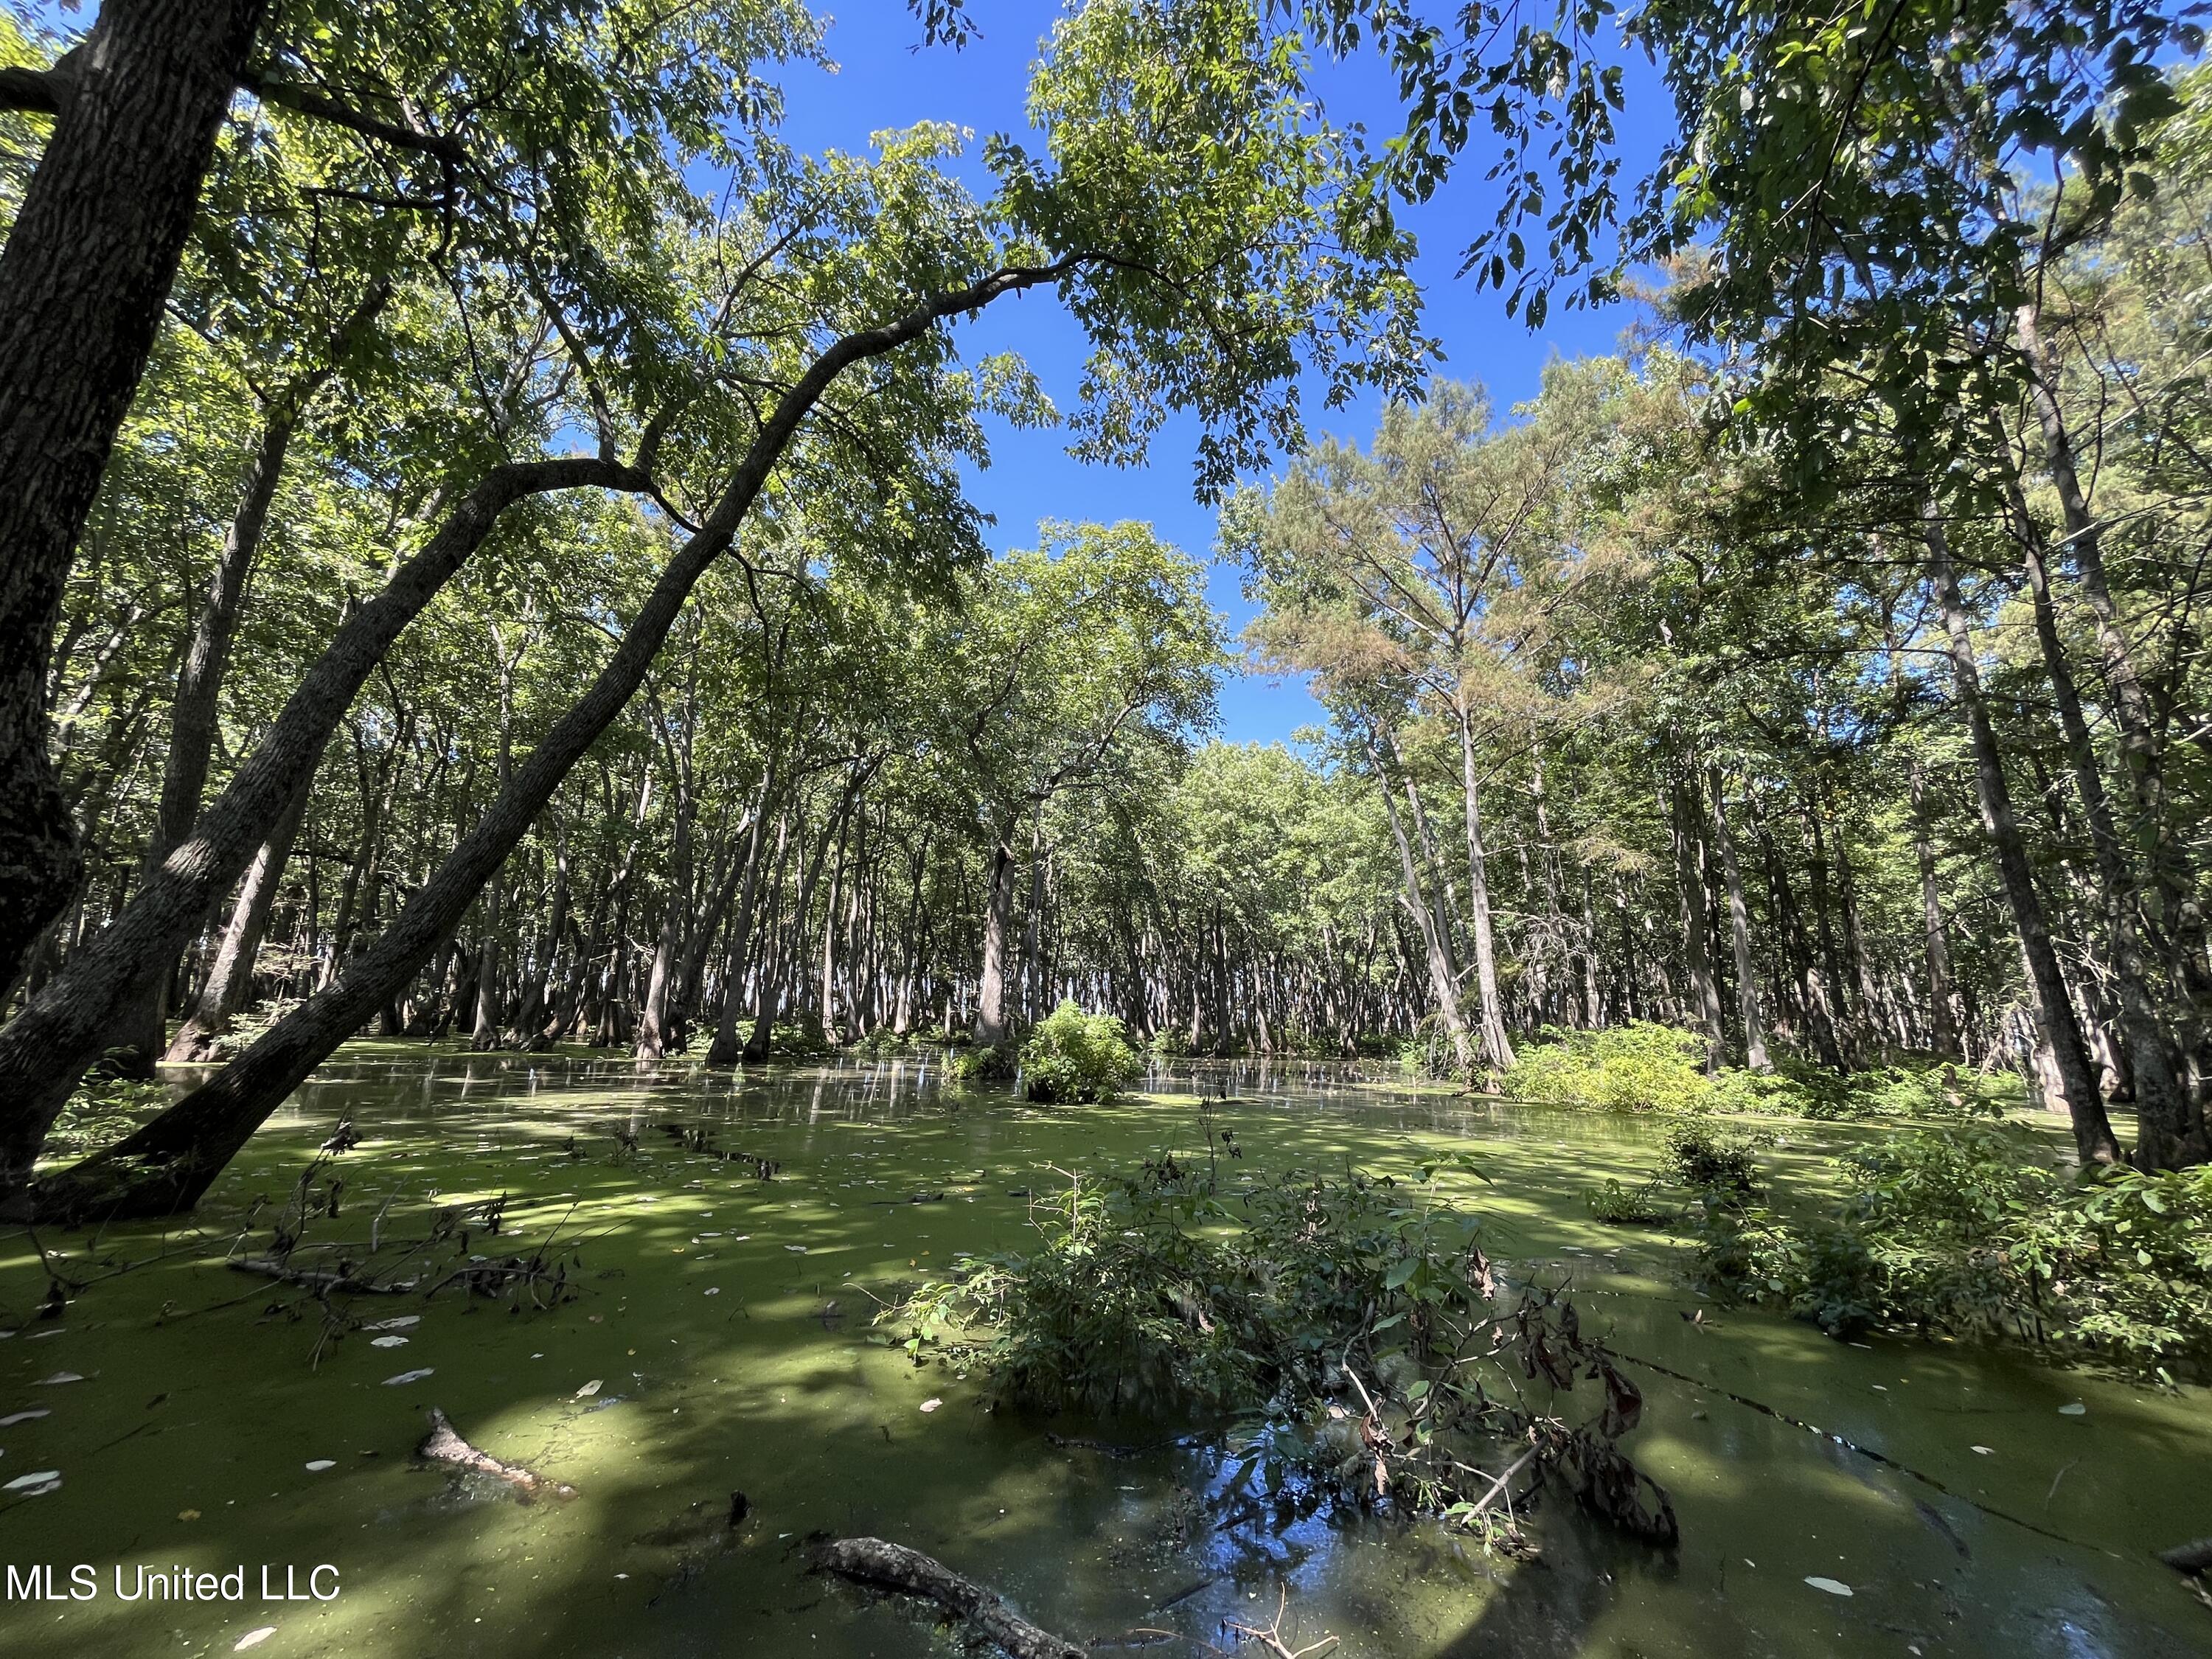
[0,1046,2205,1658]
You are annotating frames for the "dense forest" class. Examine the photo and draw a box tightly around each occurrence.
[2,0,2211,1211]
[3,3,2211,1655]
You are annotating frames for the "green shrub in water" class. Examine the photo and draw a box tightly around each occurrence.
[1585,1176,1670,1225]
[1503,1022,1711,1113]
[1685,1103,2212,1371]
[947,1042,1020,1085]
[45,1075,169,1161]
[1018,1001,1141,1104]
[889,1157,1679,1544]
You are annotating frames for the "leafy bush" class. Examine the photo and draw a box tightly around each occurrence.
[947,1042,1020,1085]
[44,1077,170,1160]
[1018,1001,1141,1103]
[1664,1119,1761,1196]
[889,1158,1677,1544]
[1685,1111,2212,1372]
[1503,1023,1712,1113]
[1709,1057,2013,1122]
[1585,1176,1669,1225]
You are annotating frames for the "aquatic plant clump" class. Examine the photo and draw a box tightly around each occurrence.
[1502,1023,1714,1113]
[1017,1001,1142,1104]
[1684,1116,2212,1373]
[888,1160,1678,1548]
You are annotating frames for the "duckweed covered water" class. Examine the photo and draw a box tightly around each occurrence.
[1,1046,2206,1658]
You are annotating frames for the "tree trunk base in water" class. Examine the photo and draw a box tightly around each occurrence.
[812,1536,1081,1659]
[24,1135,243,1224]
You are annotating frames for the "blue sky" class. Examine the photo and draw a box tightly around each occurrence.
[774,3,1670,745]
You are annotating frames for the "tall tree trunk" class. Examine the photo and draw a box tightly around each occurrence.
[2010,512,2199,1161]
[706,790,778,1066]
[1906,755,1961,1057]
[1364,726,1471,1072]
[973,835,1018,1048]
[1923,503,2119,1164]
[1667,766,1727,1065]
[0,0,268,998]
[1705,765,1771,1071]
[1452,701,1514,1070]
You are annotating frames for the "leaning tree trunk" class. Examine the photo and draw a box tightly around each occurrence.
[164,768,313,1063]
[0,0,268,999]
[0,457,647,1194]
[2013,509,2199,1166]
[1922,503,2120,1165]
[18,268,1082,1218]
[0,458,648,1202]
[108,279,392,1070]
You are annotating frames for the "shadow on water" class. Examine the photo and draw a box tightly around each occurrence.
[0,1043,2206,1658]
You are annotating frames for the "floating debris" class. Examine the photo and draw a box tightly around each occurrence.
[381,1369,435,1386]
[0,1410,49,1427]
[32,1372,83,1386]
[919,1399,943,1413]
[234,1628,277,1651]
[4,1470,60,1495]
[371,1335,409,1349]
[2057,1403,2087,1416]
[1804,1576,1853,1596]
[574,1380,603,1399]
[305,1460,336,1472]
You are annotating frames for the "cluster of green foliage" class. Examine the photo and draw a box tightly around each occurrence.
[946,1042,1020,1085]
[1017,1001,1142,1104]
[1503,1023,1714,1113]
[46,1077,170,1160]
[1509,1025,2013,1125]
[1683,1111,2212,1376]
[888,1157,1677,1543]
[1584,1177,1669,1226]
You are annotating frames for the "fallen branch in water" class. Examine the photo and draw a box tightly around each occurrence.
[811,1535,1081,1659]
[1227,1584,1337,1659]
[416,1406,576,1499]
[228,1258,409,1295]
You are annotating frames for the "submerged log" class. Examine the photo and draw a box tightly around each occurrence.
[2160,1537,2212,1573]
[228,1257,406,1295]
[812,1535,1081,1659]
[416,1406,576,1499]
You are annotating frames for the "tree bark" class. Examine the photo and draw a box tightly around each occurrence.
[1705,765,1772,1072]
[164,767,312,1062]
[0,0,268,999]
[1921,503,2120,1164]
[973,836,1018,1047]
[1667,767,1727,1065]
[1364,726,1472,1072]
[1453,702,1514,1070]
